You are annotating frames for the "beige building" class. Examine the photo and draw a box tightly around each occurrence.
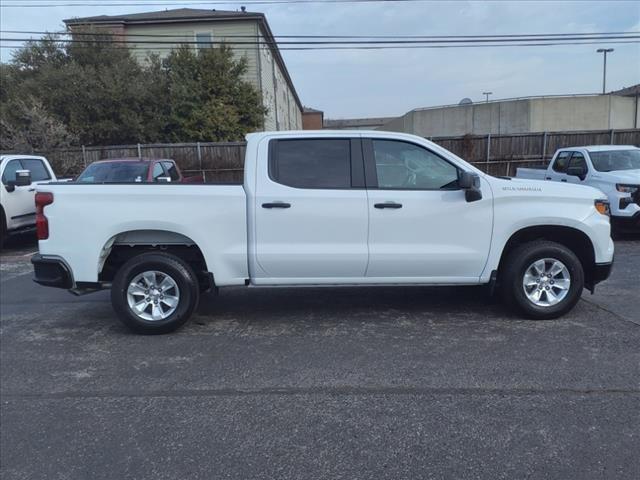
[64,8,303,131]
[381,91,640,137]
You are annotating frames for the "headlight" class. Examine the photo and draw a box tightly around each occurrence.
[616,184,639,193]
[594,199,610,216]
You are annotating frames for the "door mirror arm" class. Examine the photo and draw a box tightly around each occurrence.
[459,171,482,202]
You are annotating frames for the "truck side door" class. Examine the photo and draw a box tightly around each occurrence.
[363,138,493,281]
[2,158,51,230]
[546,151,571,182]
[253,137,369,281]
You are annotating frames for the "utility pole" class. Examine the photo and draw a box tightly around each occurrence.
[596,48,614,94]
[482,91,492,103]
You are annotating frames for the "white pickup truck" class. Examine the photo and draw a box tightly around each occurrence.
[1,155,59,248]
[32,131,614,334]
[517,146,640,232]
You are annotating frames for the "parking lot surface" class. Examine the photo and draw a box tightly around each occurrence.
[1,233,639,479]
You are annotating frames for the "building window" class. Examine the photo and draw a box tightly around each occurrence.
[195,33,213,50]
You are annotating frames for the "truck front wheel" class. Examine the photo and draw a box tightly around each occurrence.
[501,241,584,319]
[111,252,200,334]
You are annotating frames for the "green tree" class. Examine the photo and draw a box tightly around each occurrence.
[1,32,266,148]
[164,45,266,142]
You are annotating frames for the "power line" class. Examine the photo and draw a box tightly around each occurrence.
[2,34,637,45]
[2,29,638,39]
[2,40,638,51]
[2,0,477,7]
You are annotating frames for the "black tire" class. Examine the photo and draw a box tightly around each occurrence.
[500,240,584,320]
[111,252,200,334]
[0,210,6,250]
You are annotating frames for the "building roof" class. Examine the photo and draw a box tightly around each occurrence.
[323,117,395,129]
[610,84,640,97]
[63,8,303,111]
[302,107,323,114]
[64,8,262,25]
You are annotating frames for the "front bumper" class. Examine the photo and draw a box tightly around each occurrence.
[592,261,613,285]
[611,212,640,232]
[31,254,73,289]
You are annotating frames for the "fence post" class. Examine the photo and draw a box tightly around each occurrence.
[610,129,615,144]
[486,134,491,163]
[197,142,202,172]
[137,143,142,158]
[81,145,87,167]
[541,131,548,162]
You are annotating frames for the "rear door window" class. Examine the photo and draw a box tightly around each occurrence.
[552,152,571,173]
[269,139,352,189]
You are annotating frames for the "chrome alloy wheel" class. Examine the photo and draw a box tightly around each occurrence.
[127,271,180,321]
[522,258,571,307]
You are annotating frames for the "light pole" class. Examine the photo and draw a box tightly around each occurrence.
[596,48,614,94]
[482,91,493,103]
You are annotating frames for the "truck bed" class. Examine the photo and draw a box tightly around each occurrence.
[516,166,548,179]
[36,183,249,285]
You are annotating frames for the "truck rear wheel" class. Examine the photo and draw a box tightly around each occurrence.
[111,252,199,334]
[501,241,584,319]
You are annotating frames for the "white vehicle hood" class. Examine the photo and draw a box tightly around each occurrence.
[591,169,640,185]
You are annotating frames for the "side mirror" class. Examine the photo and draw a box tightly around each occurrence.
[459,171,482,202]
[155,176,172,183]
[5,169,31,192]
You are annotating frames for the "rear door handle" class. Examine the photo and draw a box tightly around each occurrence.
[262,202,291,209]
[560,179,567,182]
[374,202,402,209]
[545,177,552,180]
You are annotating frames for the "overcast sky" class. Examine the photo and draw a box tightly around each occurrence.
[1,1,639,118]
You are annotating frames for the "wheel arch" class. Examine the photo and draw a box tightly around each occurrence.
[98,229,213,290]
[497,225,598,290]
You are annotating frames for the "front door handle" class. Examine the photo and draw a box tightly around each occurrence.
[262,202,291,209]
[545,177,552,180]
[374,202,402,209]
[561,179,567,182]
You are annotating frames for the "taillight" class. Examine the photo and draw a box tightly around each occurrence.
[35,192,54,240]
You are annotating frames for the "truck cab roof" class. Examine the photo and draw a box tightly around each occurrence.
[556,145,638,153]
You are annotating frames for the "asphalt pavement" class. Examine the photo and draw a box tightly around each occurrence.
[1,233,639,479]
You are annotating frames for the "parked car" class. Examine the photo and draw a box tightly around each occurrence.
[32,131,614,334]
[0,155,60,248]
[76,158,203,184]
[517,146,640,232]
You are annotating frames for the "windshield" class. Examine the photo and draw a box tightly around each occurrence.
[77,162,149,183]
[589,149,640,172]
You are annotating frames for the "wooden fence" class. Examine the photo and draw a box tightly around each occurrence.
[6,128,639,181]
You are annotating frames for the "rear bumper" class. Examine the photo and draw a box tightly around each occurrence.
[31,254,73,289]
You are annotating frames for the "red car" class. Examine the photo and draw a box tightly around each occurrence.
[76,158,203,184]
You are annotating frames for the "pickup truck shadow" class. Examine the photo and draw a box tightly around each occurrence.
[1,232,37,251]
[196,285,508,326]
